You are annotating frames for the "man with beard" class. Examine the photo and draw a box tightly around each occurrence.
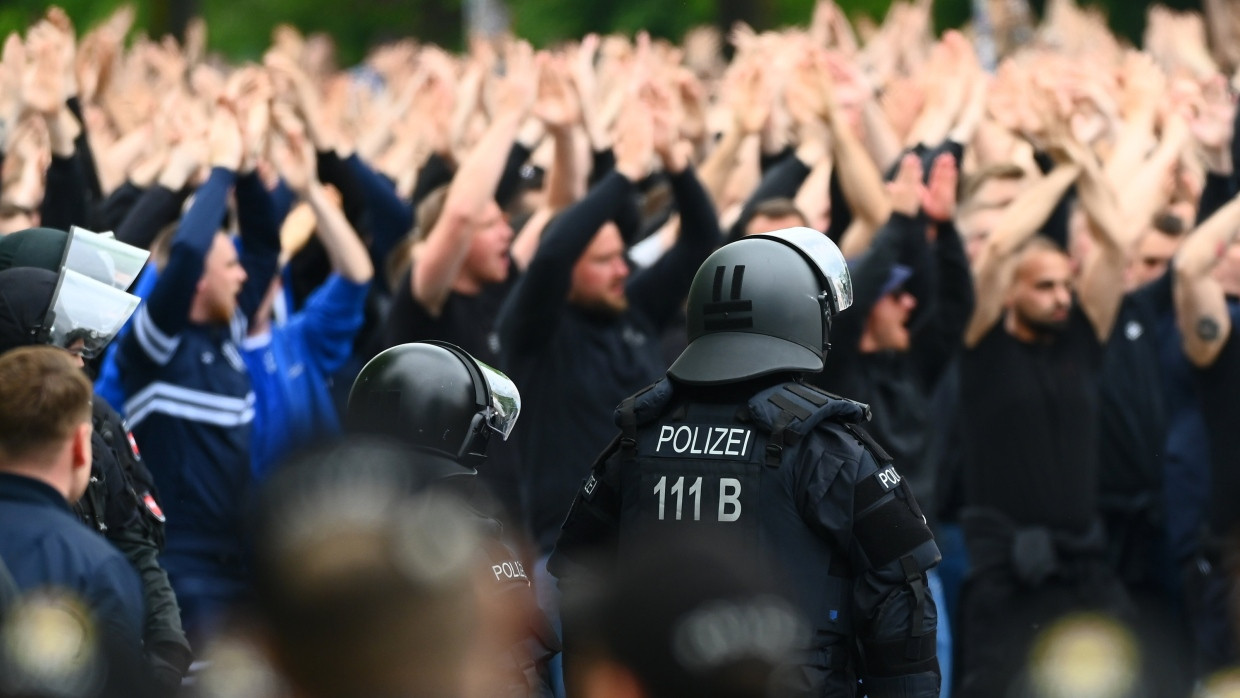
[955,137,1130,698]
[114,106,280,645]
[497,96,720,696]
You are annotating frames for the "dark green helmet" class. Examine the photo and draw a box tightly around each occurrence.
[346,341,521,469]
[668,227,853,386]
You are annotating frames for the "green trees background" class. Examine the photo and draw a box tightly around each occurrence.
[0,0,1204,65]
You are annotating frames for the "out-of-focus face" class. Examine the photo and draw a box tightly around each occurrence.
[1007,247,1074,337]
[864,291,917,352]
[745,213,807,237]
[1125,230,1180,290]
[196,233,248,325]
[463,202,514,285]
[569,223,629,315]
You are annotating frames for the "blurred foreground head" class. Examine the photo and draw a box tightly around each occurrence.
[250,438,487,698]
[563,530,811,698]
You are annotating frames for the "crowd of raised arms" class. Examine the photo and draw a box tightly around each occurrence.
[0,0,1239,696]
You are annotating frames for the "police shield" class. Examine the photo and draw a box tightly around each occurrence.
[44,269,140,359]
[62,226,149,290]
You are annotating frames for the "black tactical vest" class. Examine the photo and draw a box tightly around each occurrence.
[611,378,884,674]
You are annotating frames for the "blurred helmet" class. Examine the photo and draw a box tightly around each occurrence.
[346,342,520,469]
[0,225,148,289]
[668,227,852,386]
[0,267,140,359]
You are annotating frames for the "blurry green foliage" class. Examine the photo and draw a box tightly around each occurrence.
[0,0,1207,66]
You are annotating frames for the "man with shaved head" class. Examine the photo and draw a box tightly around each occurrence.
[955,144,1131,697]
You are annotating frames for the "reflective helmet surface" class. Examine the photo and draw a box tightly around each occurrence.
[346,342,519,468]
[668,227,852,386]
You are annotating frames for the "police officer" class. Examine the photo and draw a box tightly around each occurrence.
[550,228,941,698]
[0,227,192,691]
[346,341,559,697]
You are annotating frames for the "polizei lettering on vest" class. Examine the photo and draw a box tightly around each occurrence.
[654,425,753,458]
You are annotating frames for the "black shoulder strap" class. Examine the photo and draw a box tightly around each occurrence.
[617,395,639,462]
[844,422,892,464]
[765,389,811,468]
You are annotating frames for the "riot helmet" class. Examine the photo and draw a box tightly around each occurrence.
[0,225,149,289]
[0,267,140,359]
[346,342,521,470]
[668,227,852,386]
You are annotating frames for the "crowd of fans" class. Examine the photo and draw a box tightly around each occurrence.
[1,0,1240,695]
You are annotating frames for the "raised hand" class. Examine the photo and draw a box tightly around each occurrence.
[22,24,67,116]
[493,41,538,119]
[887,152,925,218]
[1190,75,1237,167]
[612,98,654,182]
[208,103,245,171]
[727,62,771,134]
[271,129,316,196]
[533,54,582,133]
[0,33,25,145]
[922,153,959,222]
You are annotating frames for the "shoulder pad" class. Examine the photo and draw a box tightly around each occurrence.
[613,377,676,428]
[747,381,870,438]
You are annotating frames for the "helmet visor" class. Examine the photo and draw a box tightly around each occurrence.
[756,227,853,314]
[476,359,520,440]
[46,269,141,359]
[64,226,150,290]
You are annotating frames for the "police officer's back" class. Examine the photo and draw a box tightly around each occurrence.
[551,228,941,698]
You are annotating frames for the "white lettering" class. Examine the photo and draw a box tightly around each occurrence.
[671,476,685,519]
[878,467,902,489]
[656,425,675,452]
[654,476,667,519]
[690,427,704,455]
[719,478,742,522]
[706,428,725,455]
[492,561,528,580]
[742,430,752,456]
[673,426,692,453]
[725,429,743,456]
[689,476,702,520]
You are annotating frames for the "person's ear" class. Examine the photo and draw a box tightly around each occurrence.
[71,422,92,472]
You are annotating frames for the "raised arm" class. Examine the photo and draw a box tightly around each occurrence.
[511,55,586,271]
[1174,192,1240,367]
[627,92,721,329]
[276,132,374,285]
[964,162,1081,347]
[130,108,242,358]
[412,50,535,316]
[1068,140,1129,342]
[498,102,652,358]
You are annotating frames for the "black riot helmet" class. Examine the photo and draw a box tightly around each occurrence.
[668,227,853,386]
[346,342,521,471]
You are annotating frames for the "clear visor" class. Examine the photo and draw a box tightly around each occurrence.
[46,269,141,359]
[475,359,521,440]
[64,226,150,290]
[756,227,854,314]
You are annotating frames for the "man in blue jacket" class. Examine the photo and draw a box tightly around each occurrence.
[0,346,144,647]
[114,107,280,643]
